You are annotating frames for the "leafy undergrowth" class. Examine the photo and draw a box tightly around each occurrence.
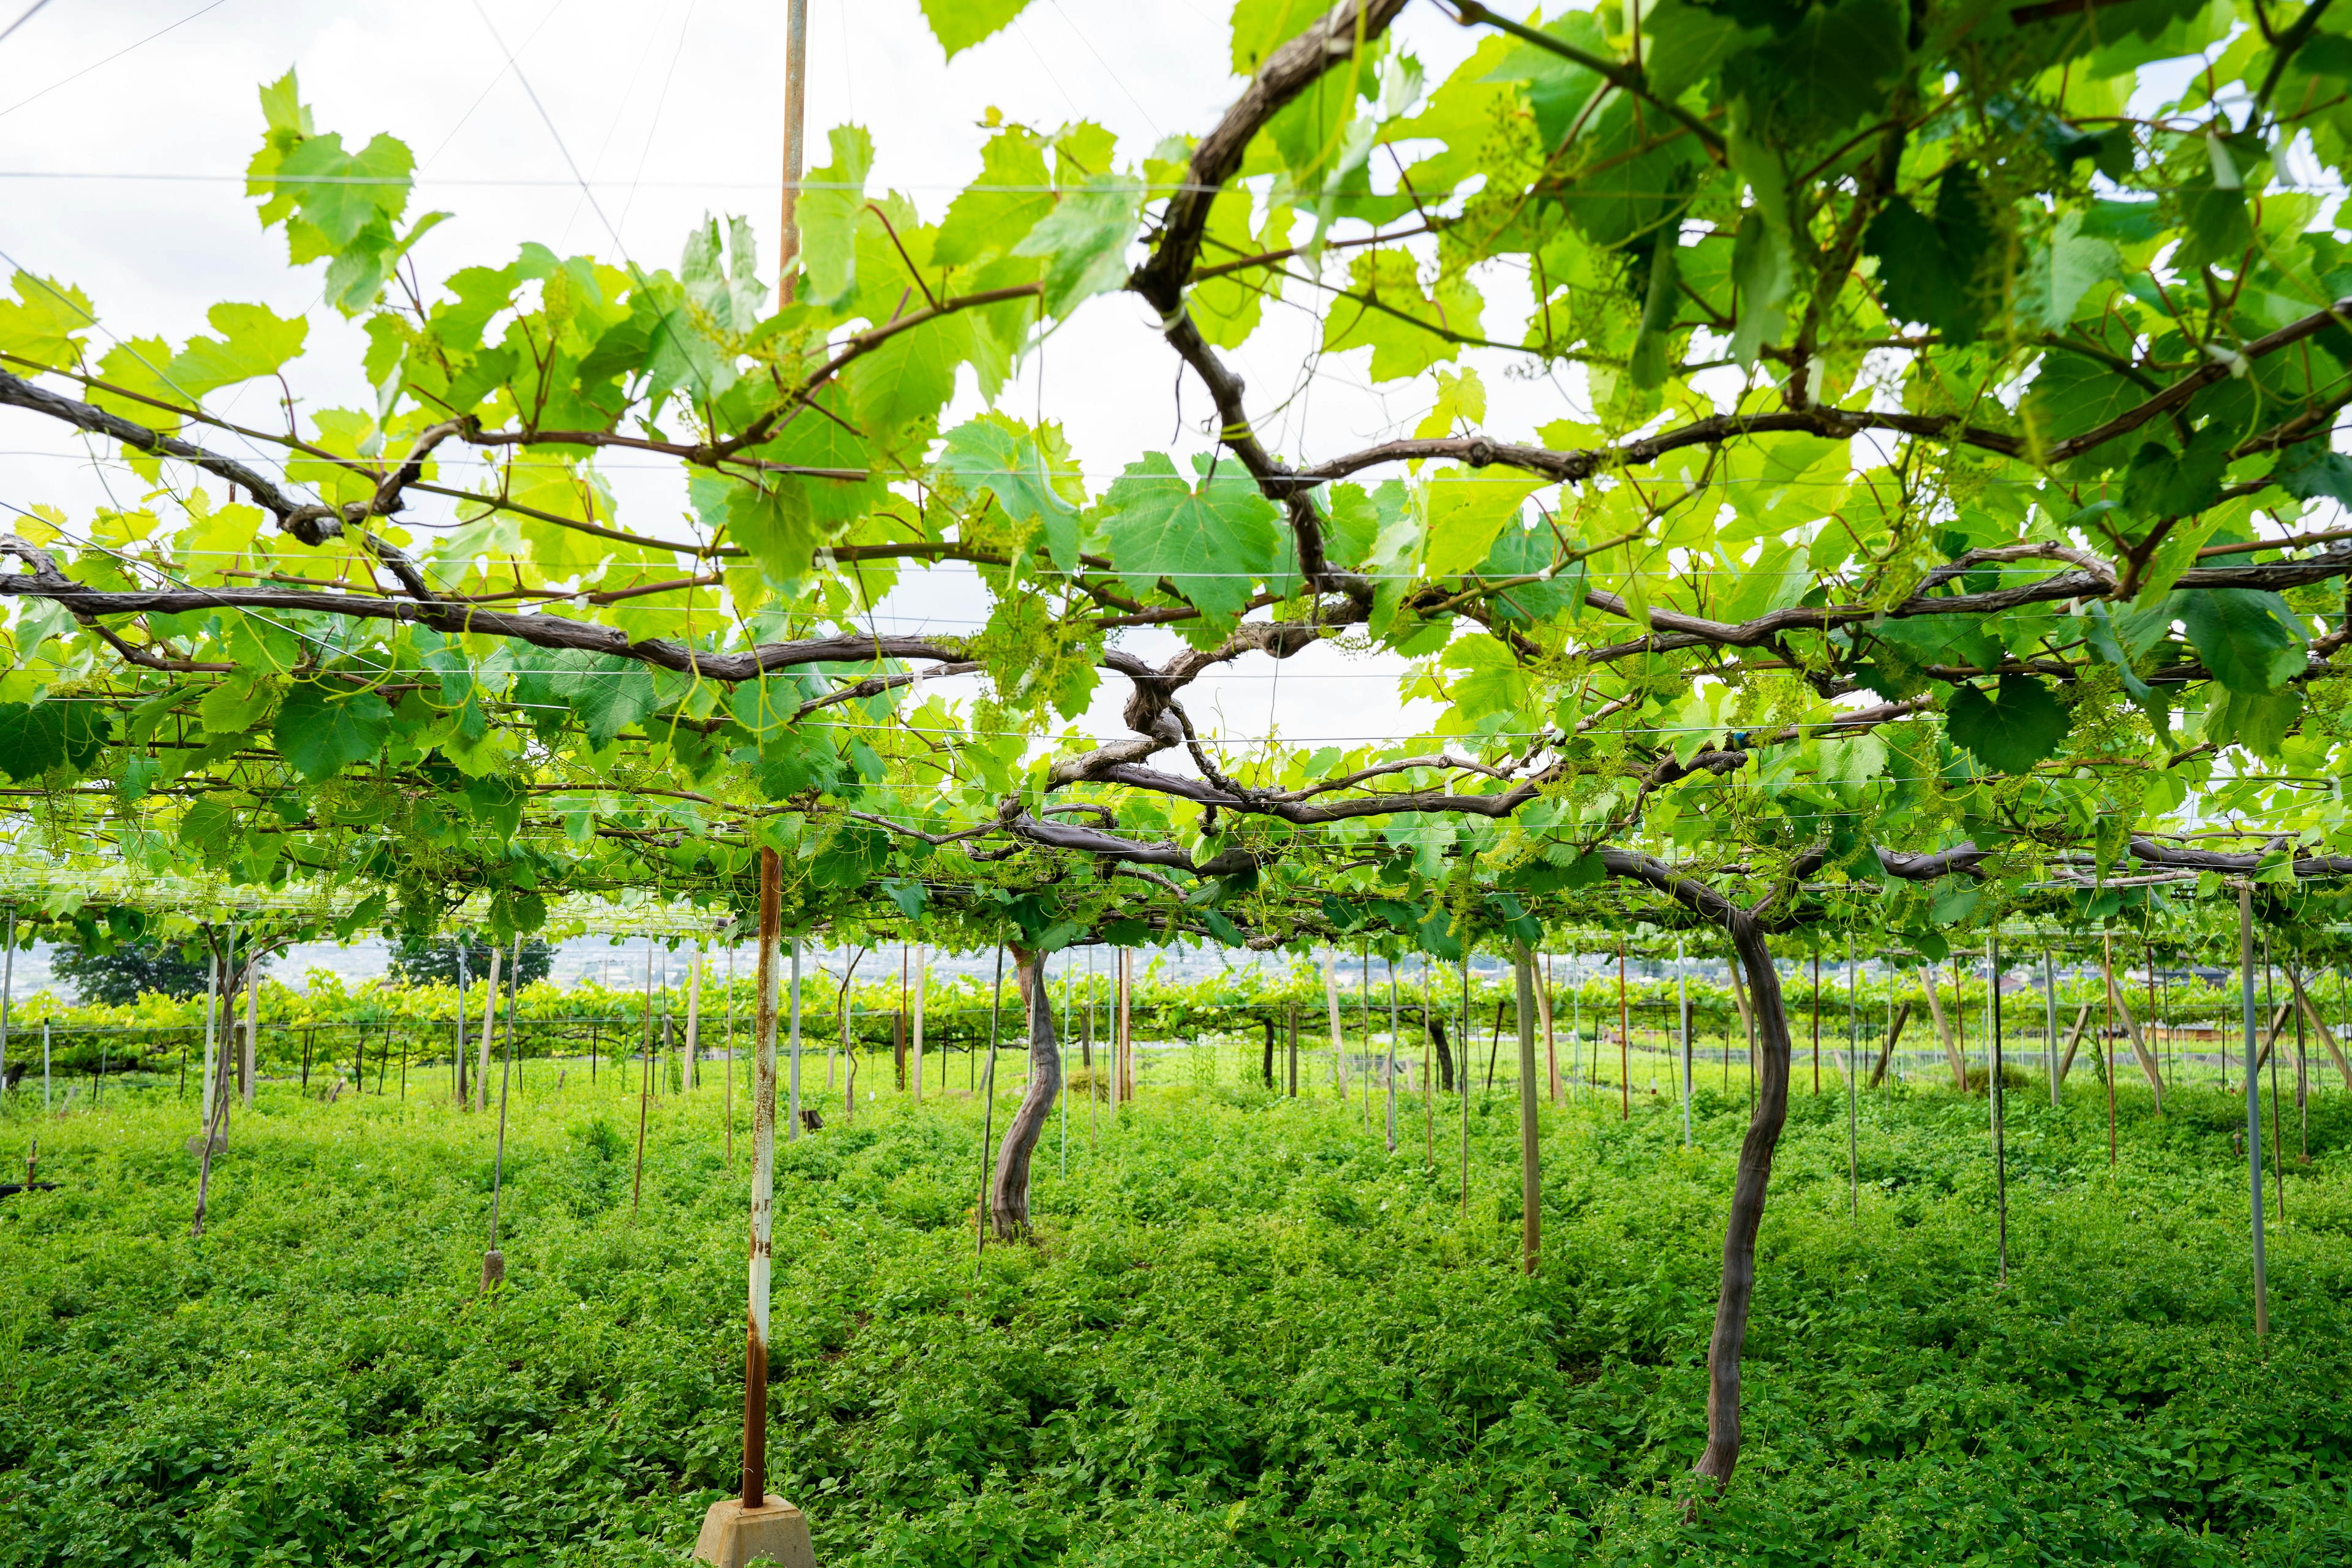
[2,1073,2349,1567]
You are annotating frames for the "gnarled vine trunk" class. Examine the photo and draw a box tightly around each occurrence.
[1598,850,1793,1492]
[989,946,1060,1240]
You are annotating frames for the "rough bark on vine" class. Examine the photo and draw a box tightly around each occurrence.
[989,946,1060,1240]
[1596,849,1792,1492]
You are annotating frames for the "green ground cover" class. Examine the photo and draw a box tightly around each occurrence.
[3,1059,2348,1566]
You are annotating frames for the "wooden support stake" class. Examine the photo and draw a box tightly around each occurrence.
[1920,973,1967,1090]
[2285,966,2352,1088]
[1868,1000,1913,1088]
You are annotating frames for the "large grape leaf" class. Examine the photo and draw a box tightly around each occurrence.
[551,654,658,746]
[272,130,413,247]
[934,127,1054,270]
[273,680,392,780]
[1011,176,1142,318]
[167,303,309,400]
[0,271,95,369]
[0,701,108,782]
[1944,675,2070,774]
[1864,165,2000,341]
[1422,466,1544,580]
[936,415,1084,572]
[1322,248,1481,382]
[799,126,873,309]
[1098,453,1280,627]
[2181,588,2309,695]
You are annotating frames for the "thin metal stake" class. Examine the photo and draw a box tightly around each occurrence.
[976,944,1003,1268]
[1990,932,2008,1284]
[2240,886,2269,1341]
[1677,938,1691,1147]
[1845,937,1858,1218]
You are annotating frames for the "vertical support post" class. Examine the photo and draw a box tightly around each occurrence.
[911,943,927,1104]
[1515,942,1540,1276]
[1990,932,2008,1284]
[1386,957,1398,1153]
[1322,946,1346,1095]
[1811,951,1820,1095]
[977,944,1003,1263]
[786,937,803,1142]
[1458,947,1471,1220]
[1286,1001,1298,1098]
[725,938,737,1166]
[0,907,13,1099]
[484,936,520,1289]
[1677,938,1691,1148]
[685,948,703,1092]
[745,846,782,1510]
[1541,952,1559,1106]
[198,935,219,1131]
[241,951,259,1106]
[477,945,500,1113]
[633,944,654,1213]
[2045,948,2060,1106]
[1845,938,1858,1219]
[2240,885,2269,1340]
[776,0,809,300]
[1616,944,1629,1121]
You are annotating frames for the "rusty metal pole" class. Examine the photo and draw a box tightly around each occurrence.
[777,0,808,301]
[746,848,782,1507]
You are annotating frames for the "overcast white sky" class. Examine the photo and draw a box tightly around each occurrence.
[0,0,1580,752]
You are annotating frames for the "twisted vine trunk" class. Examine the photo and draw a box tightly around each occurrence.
[989,947,1060,1240]
[1597,850,1792,1492]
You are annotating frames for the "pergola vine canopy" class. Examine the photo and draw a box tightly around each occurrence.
[1,0,2349,943]
[6,0,2352,1498]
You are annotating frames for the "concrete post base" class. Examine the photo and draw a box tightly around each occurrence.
[480,1250,505,1289]
[693,1496,813,1568]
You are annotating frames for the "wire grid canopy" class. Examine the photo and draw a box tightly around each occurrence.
[0,862,736,940]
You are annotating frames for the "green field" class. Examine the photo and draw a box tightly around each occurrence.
[4,1056,2348,1567]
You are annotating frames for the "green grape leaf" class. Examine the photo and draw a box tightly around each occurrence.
[273,131,413,247]
[1011,175,1143,318]
[1479,10,1607,149]
[0,271,96,369]
[1321,247,1480,382]
[811,824,891,889]
[723,477,821,588]
[918,0,1031,59]
[2180,587,2309,695]
[167,303,309,400]
[1864,165,1999,341]
[1943,674,2070,774]
[272,680,392,780]
[937,414,1084,571]
[680,216,769,336]
[1423,466,1544,580]
[848,312,974,438]
[2021,349,2142,448]
[1730,210,1792,368]
[2121,424,2231,519]
[2202,685,2304,758]
[1098,453,1280,626]
[934,127,1055,269]
[799,126,874,309]
[0,700,108,782]
[553,654,658,745]
[2271,439,2352,507]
